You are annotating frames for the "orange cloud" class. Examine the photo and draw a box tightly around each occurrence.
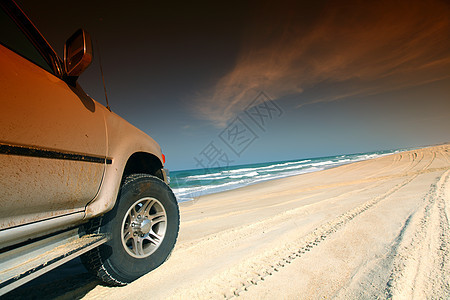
[193,0,450,127]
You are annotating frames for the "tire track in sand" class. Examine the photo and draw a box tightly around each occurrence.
[177,150,436,254]
[384,169,450,299]
[167,150,438,299]
[222,151,439,298]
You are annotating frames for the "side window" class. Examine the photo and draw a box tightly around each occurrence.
[0,7,53,73]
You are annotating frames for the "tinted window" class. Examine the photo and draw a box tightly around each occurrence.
[0,7,53,73]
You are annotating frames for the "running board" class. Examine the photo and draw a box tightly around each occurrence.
[0,228,110,296]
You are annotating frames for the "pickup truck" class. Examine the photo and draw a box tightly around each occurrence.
[0,0,179,295]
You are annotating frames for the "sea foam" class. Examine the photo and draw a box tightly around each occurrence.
[170,149,406,202]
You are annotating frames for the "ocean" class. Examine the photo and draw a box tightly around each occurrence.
[169,148,407,202]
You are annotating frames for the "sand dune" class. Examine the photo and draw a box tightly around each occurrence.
[5,144,449,299]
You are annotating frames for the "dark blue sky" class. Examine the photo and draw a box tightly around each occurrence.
[18,0,450,170]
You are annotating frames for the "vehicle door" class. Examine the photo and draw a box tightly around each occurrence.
[0,6,107,229]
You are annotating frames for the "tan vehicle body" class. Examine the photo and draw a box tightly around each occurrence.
[0,2,179,295]
[0,44,107,229]
[85,109,164,219]
[0,2,165,247]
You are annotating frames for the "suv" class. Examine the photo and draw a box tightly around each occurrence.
[0,0,179,295]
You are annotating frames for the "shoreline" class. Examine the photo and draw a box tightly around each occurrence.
[176,147,410,203]
[182,146,418,205]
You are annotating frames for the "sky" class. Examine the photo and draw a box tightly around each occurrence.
[17,0,450,171]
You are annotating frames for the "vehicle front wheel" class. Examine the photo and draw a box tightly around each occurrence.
[81,174,179,286]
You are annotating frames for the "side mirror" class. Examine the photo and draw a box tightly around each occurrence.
[64,29,93,77]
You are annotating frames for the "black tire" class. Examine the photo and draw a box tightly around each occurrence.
[81,174,179,286]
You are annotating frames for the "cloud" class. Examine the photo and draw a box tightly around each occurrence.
[193,0,450,127]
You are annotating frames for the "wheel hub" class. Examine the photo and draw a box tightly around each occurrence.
[133,218,152,236]
[121,197,167,258]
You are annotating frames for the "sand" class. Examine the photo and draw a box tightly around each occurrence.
[6,144,450,299]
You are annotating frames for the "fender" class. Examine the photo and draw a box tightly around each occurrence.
[84,106,164,219]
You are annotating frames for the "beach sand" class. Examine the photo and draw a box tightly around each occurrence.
[6,144,450,299]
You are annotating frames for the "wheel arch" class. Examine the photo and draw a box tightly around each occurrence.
[122,152,164,182]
